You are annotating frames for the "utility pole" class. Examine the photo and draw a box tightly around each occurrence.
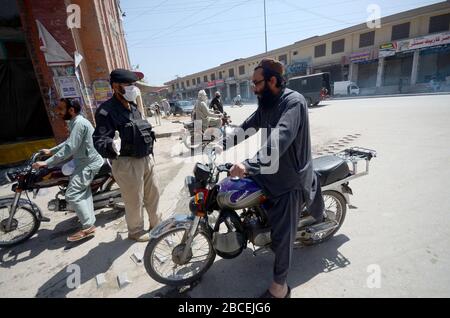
[264,0,268,53]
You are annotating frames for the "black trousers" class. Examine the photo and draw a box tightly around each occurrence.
[266,190,303,285]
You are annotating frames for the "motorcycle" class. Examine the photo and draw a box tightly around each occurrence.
[232,100,243,107]
[181,112,237,151]
[0,152,122,247]
[143,145,376,286]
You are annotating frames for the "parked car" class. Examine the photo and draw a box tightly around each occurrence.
[170,100,195,116]
[333,81,360,96]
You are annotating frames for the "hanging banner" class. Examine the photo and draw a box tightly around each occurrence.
[36,20,73,66]
[93,80,113,105]
[54,76,82,99]
[349,51,372,63]
[397,31,450,52]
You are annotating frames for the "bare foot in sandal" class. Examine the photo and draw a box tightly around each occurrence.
[67,226,96,242]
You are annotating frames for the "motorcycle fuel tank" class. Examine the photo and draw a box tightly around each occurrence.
[217,177,264,209]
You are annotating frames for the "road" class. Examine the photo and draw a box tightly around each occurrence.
[1,95,449,297]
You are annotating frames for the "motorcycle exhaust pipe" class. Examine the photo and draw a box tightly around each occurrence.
[93,189,121,209]
[296,220,339,241]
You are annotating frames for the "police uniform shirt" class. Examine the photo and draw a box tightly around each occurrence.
[93,95,154,159]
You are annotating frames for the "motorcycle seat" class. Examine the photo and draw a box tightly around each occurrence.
[313,155,351,186]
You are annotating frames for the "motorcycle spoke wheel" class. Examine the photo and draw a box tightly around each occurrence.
[0,205,40,246]
[321,192,343,236]
[145,228,215,285]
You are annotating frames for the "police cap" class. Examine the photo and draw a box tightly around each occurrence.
[110,69,144,85]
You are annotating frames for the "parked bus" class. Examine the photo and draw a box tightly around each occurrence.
[287,72,331,107]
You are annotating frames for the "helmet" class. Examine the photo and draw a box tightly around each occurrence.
[212,210,246,259]
[215,91,221,97]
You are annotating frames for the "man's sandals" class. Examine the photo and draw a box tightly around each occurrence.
[67,226,96,242]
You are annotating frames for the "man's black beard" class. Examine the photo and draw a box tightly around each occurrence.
[63,111,72,121]
[257,84,279,109]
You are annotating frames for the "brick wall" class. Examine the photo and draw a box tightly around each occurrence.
[17,0,132,142]
[17,0,75,143]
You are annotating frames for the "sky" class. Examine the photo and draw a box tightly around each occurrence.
[120,0,443,86]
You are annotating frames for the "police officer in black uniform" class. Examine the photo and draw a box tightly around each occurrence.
[92,69,161,242]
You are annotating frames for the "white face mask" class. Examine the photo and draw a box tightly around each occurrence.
[122,85,140,102]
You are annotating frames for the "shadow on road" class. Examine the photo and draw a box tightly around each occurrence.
[138,234,350,298]
[0,208,125,268]
[34,233,133,297]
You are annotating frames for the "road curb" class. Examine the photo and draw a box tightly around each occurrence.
[330,92,450,100]
[155,131,182,139]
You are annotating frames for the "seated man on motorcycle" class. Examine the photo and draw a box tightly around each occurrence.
[32,99,104,242]
[233,94,242,106]
[209,91,224,114]
[194,90,223,131]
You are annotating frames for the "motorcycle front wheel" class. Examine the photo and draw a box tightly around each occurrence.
[144,228,216,286]
[0,204,40,247]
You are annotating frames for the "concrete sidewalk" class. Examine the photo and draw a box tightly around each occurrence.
[149,116,187,139]
[330,91,450,101]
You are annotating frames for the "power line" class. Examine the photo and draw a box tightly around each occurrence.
[125,0,170,25]
[129,0,255,47]
[124,0,248,14]
[128,0,219,47]
[128,1,423,44]
[124,0,360,34]
[132,20,362,49]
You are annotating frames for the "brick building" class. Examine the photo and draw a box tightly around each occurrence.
[0,0,131,165]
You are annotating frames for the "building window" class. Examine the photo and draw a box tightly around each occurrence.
[204,75,208,82]
[359,31,375,48]
[293,51,298,56]
[176,83,179,89]
[278,54,287,65]
[238,65,245,75]
[219,72,222,79]
[391,22,410,40]
[332,39,345,54]
[429,13,450,33]
[210,73,215,81]
[229,68,234,78]
[197,77,200,85]
[314,44,326,58]
[186,80,190,87]
[172,84,175,91]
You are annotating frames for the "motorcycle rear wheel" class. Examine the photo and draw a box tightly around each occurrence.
[0,204,40,247]
[299,190,347,246]
[144,228,216,286]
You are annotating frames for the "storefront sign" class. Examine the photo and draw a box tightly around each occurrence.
[349,51,372,63]
[207,81,216,88]
[379,42,397,57]
[215,79,225,87]
[93,80,113,104]
[397,31,450,52]
[286,58,312,75]
[54,76,82,99]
